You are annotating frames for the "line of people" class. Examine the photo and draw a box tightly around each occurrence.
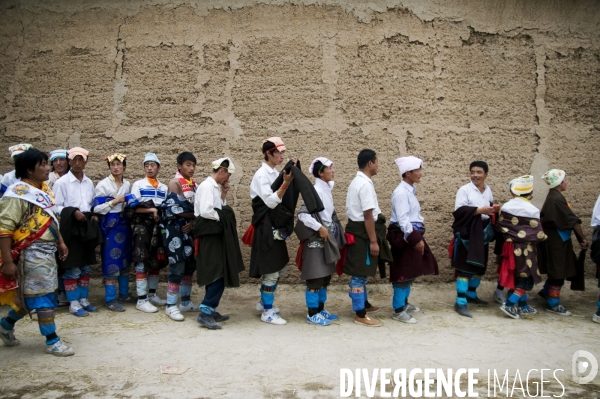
[0,139,598,358]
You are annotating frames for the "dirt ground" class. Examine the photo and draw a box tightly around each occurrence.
[0,279,598,399]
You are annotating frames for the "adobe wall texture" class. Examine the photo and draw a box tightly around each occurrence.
[1,0,599,284]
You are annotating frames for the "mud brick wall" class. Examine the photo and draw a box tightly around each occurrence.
[1,1,599,284]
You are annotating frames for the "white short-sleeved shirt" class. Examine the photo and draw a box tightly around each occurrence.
[93,176,131,215]
[130,178,168,206]
[194,176,225,221]
[53,171,95,214]
[390,180,424,240]
[345,171,381,222]
[250,163,282,210]
[298,178,335,231]
[592,195,600,227]
[454,181,494,220]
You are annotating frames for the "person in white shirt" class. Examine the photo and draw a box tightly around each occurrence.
[0,144,32,197]
[388,156,438,324]
[247,137,295,325]
[53,147,100,317]
[46,149,69,192]
[451,161,498,318]
[130,153,169,313]
[591,194,600,323]
[296,157,345,326]
[344,149,392,327]
[93,153,135,312]
[193,157,242,330]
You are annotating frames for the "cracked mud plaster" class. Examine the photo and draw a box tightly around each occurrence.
[0,1,599,283]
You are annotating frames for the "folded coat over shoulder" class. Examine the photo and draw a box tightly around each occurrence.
[249,161,324,278]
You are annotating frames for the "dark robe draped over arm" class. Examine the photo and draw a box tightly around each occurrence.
[248,160,324,278]
[343,214,392,278]
[451,206,488,272]
[58,207,103,269]
[193,205,244,288]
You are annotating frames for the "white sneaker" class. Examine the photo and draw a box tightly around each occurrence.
[593,313,600,324]
[261,310,287,325]
[392,310,417,324]
[178,301,199,312]
[255,301,280,314]
[136,299,158,313]
[148,294,167,306]
[165,305,184,321]
[405,303,420,313]
[46,340,75,356]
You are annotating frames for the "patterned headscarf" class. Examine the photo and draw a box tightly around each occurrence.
[510,175,534,196]
[49,149,68,162]
[105,153,127,163]
[8,143,32,158]
[541,169,565,189]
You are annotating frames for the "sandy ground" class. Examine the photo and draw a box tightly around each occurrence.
[0,279,599,399]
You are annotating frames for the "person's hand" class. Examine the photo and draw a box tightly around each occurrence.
[283,169,294,185]
[115,195,126,204]
[1,260,18,280]
[369,241,379,257]
[58,242,69,261]
[414,240,425,256]
[477,206,495,216]
[181,222,192,234]
[152,208,160,222]
[318,226,329,242]
[91,215,99,223]
[222,181,230,195]
[291,157,299,167]
[580,239,589,250]
[74,210,86,222]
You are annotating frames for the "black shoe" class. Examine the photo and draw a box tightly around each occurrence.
[454,303,473,318]
[118,294,138,304]
[196,313,222,330]
[212,312,230,323]
[466,296,488,306]
[500,304,520,319]
[537,290,547,300]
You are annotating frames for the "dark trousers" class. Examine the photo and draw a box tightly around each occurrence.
[306,275,332,290]
[201,277,225,309]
